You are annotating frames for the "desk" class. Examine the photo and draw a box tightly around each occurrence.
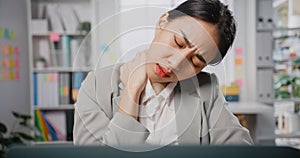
[6,145,300,158]
[227,101,274,144]
[228,101,273,114]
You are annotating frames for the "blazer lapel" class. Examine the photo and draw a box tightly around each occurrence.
[174,89,202,145]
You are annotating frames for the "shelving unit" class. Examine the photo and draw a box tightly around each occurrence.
[255,0,300,147]
[26,0,97,144]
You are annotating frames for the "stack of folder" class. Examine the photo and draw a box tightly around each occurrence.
[221,83,239,102]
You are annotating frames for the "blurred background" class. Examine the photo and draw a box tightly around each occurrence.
[0,0,300,150]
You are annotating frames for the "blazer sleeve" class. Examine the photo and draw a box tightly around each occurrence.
[73,71,149,146]
[205,74,254,145]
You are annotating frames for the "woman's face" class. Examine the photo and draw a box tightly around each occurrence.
[146,15,220,84]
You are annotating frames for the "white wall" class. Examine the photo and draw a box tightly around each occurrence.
[0,0,30,132]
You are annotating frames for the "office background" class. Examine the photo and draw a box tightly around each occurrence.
[0,0,299,149]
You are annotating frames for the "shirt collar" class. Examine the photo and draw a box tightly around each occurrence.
[141,79,177,104]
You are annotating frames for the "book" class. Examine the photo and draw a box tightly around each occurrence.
[35,110,49,141]
[61,35,71,67]
[57,5,80,34]
[34,110,43,141]
[46,4,64,33]
[43,111,67,140]
[33,73,38,106]
[42,111,58,141]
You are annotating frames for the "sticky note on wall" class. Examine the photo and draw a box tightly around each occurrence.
[9,59,15,68]
[0,27,3,37]
[3,59,9,68]
[14,46,19,56]
[8,45,13,55]
[235,79,243,87]
[4,70,9,80]
[10,30,15,40]
[235,58,243,65]
[2,45,8,54]
[15,59,19,68]
[10,71,15,80]
[4,28,10,39]
[49,32,60,42]
[235,48,243,55]
[15,70,20,80]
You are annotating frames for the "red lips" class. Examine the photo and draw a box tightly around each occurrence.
[156,64,170,78]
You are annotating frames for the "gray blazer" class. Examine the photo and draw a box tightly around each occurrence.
[73,64,253,146]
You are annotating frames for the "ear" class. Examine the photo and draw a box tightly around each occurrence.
[157,13,169,29]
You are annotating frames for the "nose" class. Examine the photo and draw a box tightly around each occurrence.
[167,48,196,71]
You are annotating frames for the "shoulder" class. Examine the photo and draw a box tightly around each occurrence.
[90,64,123,90]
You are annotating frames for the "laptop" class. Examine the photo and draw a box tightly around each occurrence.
[6,145,300,158]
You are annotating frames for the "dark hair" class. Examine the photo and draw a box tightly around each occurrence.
[168,0,236,63]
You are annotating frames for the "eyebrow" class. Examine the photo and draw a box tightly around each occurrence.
[179,29,194,48]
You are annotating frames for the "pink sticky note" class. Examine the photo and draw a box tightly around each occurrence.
[4,70,9,80]
[3,59,9,68]
[14,47,19,56]
[15,70,20,80]
[15,59,19,68]
[235,48,243,55]
[235,79,243,87]
[49,32,60,42]
[53,73,58,82]
[2,45,8,54]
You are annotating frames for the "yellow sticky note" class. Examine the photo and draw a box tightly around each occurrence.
[10,71,15,80]
[9,59,15,68]
[235,69,243,77]
[48,73,52,82]
[64,86,69,96]
[0,27,3,37]
[8,45,13,55]
[235,58,243,65]
[10,30,15,40]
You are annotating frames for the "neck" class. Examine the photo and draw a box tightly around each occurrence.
[149,80,169,95]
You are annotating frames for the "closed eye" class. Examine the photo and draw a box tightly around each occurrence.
[191,54,207,67]
[196,54,207,64]
[174,34,185,48]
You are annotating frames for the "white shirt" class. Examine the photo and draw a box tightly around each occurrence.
[139,79,179,146]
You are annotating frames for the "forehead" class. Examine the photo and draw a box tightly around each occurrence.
[167,16,221,64]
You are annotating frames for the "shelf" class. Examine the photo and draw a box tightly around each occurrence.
[257,27,300,32]
[257,28,274,32]
[276,132,300,138]
[275,98,300,102]
[34,105,75,110]
[33,67,92,73]
[33,141,73,145]
[257,65,275,68]
[228,101,273,114]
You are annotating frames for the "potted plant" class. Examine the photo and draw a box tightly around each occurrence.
[34,57,47,69]
[0,112,39,158]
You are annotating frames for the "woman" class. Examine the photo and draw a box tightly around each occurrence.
[73,0,253,148]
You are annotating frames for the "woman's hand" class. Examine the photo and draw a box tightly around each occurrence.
[120,51,148,95]
[118,51,148,119]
